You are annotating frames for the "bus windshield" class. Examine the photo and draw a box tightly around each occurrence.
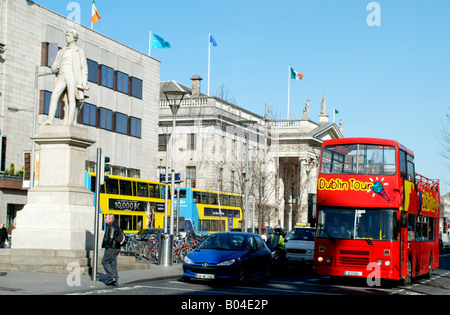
[320,144,396,175]
[317,208,399,241]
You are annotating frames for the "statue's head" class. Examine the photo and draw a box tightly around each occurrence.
[66,29,79,43]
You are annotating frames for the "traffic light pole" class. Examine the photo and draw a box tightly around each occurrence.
[93,148,102,282]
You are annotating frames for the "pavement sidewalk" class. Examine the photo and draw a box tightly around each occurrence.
[0,263,184,295]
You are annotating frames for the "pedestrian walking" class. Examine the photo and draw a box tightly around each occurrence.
[0,223,8,248]
[101,214,125,286]
[7,220,15,248]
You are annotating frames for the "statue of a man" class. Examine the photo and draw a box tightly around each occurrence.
[44,29,88,126]
[320,95,327,115]
[301,99,310,120]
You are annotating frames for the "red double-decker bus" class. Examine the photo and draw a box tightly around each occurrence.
[314,138,440,285]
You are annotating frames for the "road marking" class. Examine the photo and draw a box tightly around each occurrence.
[231,284,344,295]
[69,283,251,296]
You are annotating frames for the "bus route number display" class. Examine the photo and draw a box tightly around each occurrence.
[109,199,145,212]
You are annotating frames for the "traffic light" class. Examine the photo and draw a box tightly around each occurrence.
[0,135,6,173]
[99,156,110,185]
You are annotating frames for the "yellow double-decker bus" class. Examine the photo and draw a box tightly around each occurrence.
[86,173,243,235]
[86,172,169,233]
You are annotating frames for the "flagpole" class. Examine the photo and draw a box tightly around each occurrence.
[91,0,93,30]
[149,30,152,57]
[208,33,211,96]
[287,64,291,120]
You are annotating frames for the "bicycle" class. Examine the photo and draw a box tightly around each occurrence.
[121,235,142,258]
[141,236,159,262]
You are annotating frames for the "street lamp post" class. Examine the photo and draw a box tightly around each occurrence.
[238,120,257,232]
[160,89,188,266]
[8,67,54,188]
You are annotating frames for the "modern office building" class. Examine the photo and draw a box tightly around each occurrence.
[0,1,160,225]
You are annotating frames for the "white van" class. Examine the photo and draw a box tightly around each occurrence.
[285,226,315,265]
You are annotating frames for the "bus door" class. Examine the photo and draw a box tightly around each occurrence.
[399,211,408,280]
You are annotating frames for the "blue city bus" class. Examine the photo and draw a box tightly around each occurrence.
[175,188,243,234]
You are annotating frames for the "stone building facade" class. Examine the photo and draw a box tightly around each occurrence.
[159,76,343,231]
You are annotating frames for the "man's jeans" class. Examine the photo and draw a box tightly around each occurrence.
[102,248,120,281]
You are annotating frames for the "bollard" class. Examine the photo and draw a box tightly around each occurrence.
[159,233,173,266]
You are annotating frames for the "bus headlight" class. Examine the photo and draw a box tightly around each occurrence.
[317,256,324,263]
[377,260,383,266]
[385,260,391,266]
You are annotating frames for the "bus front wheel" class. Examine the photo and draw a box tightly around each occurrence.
[425,253,433,280]
[401,258,412,286]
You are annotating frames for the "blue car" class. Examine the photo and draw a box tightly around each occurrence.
[183,232,272,283]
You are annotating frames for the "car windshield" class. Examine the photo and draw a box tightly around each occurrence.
[199,234,246,251]
[287,228,315,241]
[317,208,399,242]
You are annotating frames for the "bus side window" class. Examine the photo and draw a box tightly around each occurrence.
[408,213,416,241]
[149,184,156,198]
[201,192,209,205]
[178,189,186,199]
[428,218,436,241]
[90,175,96,193]
[157,185,162,198]
[406,154,415,182]
[230,196,236,207]
[400,150,407,180]
[120,180,133,196]
[105,177,119,195]
[210,193,218,205]
[137,182,149,197]
[193,191,201,203]
[221,194,229,207]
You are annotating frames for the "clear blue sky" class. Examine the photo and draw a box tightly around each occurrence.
[36,0,450,192]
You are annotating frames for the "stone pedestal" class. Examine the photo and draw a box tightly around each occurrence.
[12,125,98,251]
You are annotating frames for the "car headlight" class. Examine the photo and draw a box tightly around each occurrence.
[183,256,194,265]
[217,259,236,266]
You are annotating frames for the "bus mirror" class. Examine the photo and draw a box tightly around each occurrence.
[310,218,317,228]
[400,213,407,228]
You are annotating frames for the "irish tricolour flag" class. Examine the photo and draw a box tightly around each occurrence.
[290,66,303,80]
[92,1,101,25]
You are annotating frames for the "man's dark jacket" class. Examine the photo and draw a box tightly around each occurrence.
[102,222,121,249]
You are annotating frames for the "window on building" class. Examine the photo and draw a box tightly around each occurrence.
[100,108,113,131]
[187,133,196,151]
[82,103,97,127]
[116,71,129,94]
[115,112,128,135]
[41,43,59,67]
[101,65,114,89]
[130,77,143,99]
[130,117,142,138]
[158,134,169,151]
[186,166,196,188]
[41,90,61,118]
[87,59,98,83]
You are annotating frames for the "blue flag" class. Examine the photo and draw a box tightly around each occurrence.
[210,34,218,47]
[152,34,171,49]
